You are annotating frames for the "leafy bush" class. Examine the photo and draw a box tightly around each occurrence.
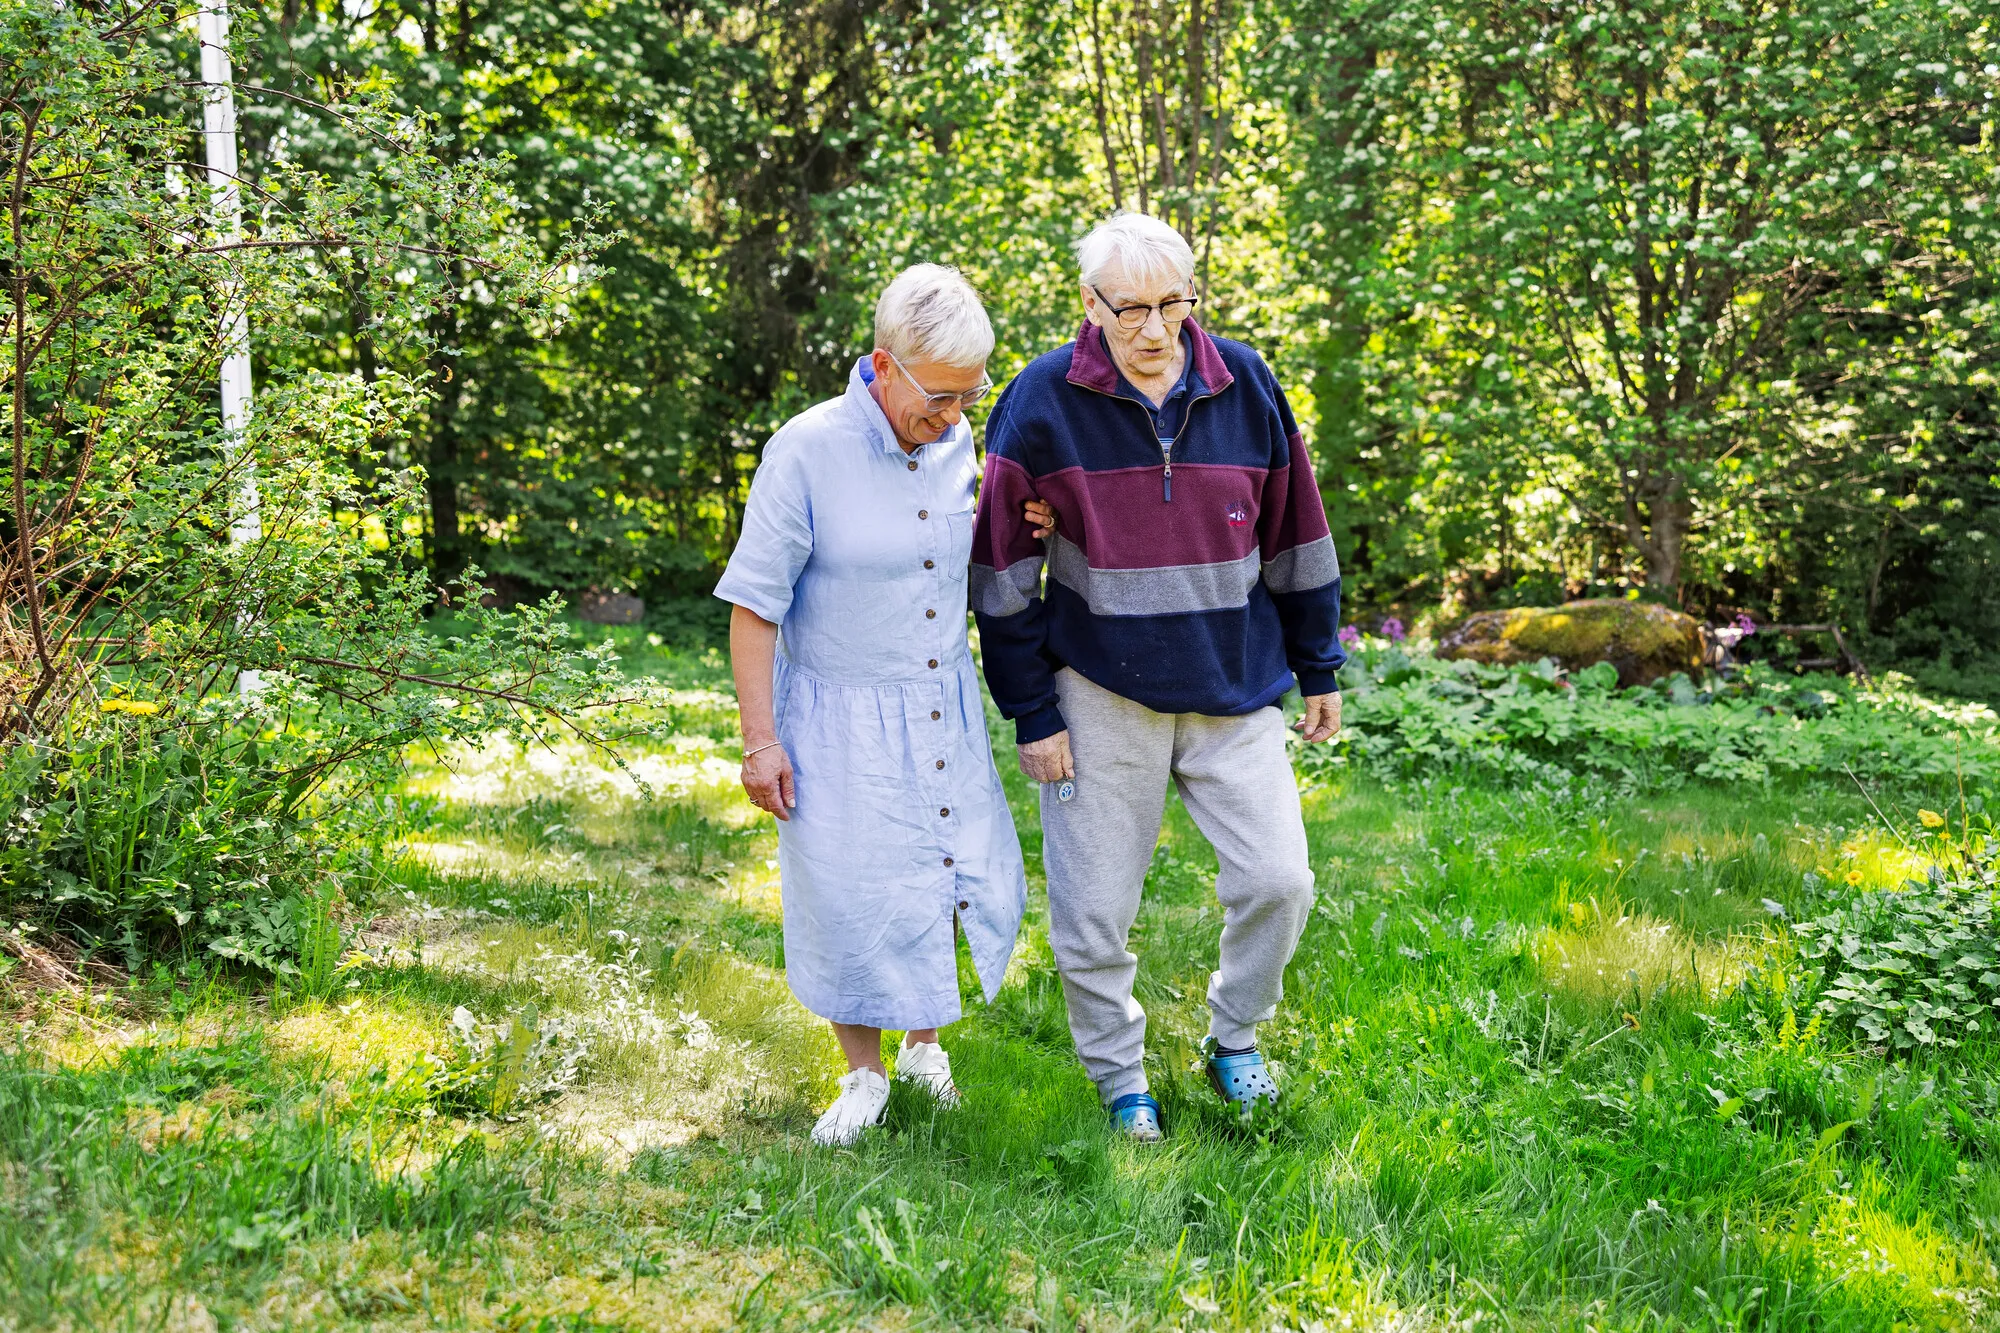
[1791,818,1998,1053]
[0,708,338,970]
[1309,637,1999,793]
[0,6,629,972]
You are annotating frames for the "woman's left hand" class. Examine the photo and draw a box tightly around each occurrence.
[741,744,796,820]
[1023,498,1058,539]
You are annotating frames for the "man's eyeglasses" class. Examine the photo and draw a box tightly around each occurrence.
[1092,286,1200,330]
[884,349,992,413]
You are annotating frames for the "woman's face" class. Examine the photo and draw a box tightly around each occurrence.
[869,351,988,448]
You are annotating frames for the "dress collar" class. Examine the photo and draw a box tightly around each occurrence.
[846,356,908,455]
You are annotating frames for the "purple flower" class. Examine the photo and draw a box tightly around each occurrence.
[1338,625,1361,648]
[1382,617,1407,642]
[1733,613,1758,637]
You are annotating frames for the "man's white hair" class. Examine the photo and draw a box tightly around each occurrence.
[1075,212,1196,293]
[873,264,994,369]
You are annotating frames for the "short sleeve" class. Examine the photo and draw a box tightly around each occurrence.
[713,432,813,624]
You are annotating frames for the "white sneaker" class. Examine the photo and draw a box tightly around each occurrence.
[895,1040,960,1107]
[811,1067,889,1146]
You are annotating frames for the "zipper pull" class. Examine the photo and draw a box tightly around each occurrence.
[1163,463,1172,502]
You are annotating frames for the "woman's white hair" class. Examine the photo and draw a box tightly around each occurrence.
[1075,212,1196,293]
[873,264,994,369]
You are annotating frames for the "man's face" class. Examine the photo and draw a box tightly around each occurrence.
[1082,263,1193,382]
[869,350,987,447]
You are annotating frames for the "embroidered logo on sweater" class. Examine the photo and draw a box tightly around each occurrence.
[1225,501,1250,527]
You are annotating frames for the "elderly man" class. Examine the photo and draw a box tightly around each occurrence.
[971,213,1343,1140]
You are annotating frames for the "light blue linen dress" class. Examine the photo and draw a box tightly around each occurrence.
[714,357,1027,1030]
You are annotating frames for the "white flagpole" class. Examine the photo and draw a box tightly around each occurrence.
[197,0,262,691]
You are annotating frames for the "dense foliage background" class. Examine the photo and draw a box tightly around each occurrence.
[218,0,2000,694]
[4,0,1996,974]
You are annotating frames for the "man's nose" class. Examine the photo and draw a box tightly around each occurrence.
[938,401,965,426]
[1141,307,1169,338]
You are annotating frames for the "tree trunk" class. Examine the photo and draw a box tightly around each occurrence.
[426,339,463,589]
[1622,475,1686,593]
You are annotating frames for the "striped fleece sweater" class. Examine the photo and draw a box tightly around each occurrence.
[971,318,1344,744]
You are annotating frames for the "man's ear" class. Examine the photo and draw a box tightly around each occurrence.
[869,348,894,381]
[1079,282,1100,325]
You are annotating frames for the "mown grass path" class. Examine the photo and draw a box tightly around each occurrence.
[2,638,1996,1330]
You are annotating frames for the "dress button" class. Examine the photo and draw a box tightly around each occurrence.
[957,899,970,911]
[928,658,938,669]
[935,759,945,770]
[925,609,936,619]
[924,559,935,569]
[918,509,929,519]
[930,710,941,720]
[907,460,918,471]
[943,857,954,868]
[939,807,950,817]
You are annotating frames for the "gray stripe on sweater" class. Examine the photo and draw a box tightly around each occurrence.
[970,556,1045,618]
[1261,535,1340,594]
[1047,535,1262,617]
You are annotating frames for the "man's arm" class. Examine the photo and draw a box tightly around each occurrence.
[971,421,1068,747]
[1255,371,1346,738]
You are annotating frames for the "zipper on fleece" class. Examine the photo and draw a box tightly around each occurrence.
[1080,376,1220,505]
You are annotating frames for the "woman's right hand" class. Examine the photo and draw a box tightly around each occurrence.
[741,744,796,821]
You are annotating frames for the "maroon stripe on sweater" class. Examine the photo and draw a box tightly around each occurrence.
[1035,463,1269,570]
[1256,433,1334,559]
[973,454,1045,571]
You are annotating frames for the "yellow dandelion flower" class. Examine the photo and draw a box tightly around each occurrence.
[1844,869,1864,887]
[1917,809,1945,829]
[99,699,160,716]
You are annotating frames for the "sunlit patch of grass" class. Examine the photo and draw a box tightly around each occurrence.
[1533,895,1771,1007]
[402,731,742,811]
[1822,825,1933,891]
[1776,1164,2000,1331]
[397,834,603,892]
[270,995,445,1104]
[667,950,838,1112]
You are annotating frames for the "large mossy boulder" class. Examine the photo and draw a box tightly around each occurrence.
[1435,599,1704,687]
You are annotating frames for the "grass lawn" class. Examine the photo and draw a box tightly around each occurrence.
[3,633,1996,1330]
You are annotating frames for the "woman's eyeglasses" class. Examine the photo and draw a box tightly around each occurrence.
[885,350,992,413]
[1091,286,1199,330]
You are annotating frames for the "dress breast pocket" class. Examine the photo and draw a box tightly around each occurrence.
[943,508,974,582]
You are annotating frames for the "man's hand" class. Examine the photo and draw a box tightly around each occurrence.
[740,744,796,821]
[1023,498,1058,539]
[1018,730,1074,782]
[1294,693,1342,744]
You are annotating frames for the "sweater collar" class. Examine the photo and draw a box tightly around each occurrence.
[1065,315,1234,399]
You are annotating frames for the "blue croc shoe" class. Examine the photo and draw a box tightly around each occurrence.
[1108,1092,1163,1142]
[1203,1037,1280,1108]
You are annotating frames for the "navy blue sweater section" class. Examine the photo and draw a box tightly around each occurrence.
[972,323,1344,742]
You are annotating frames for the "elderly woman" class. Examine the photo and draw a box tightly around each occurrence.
[714,264,1027,1147]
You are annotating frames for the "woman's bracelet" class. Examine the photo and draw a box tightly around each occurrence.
[742,740,784,762]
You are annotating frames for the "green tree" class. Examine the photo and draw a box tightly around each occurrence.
[0,0,623,960]
[1285,0,2000,603]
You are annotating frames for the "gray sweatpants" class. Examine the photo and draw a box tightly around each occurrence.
[1041,668,1314,1102]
